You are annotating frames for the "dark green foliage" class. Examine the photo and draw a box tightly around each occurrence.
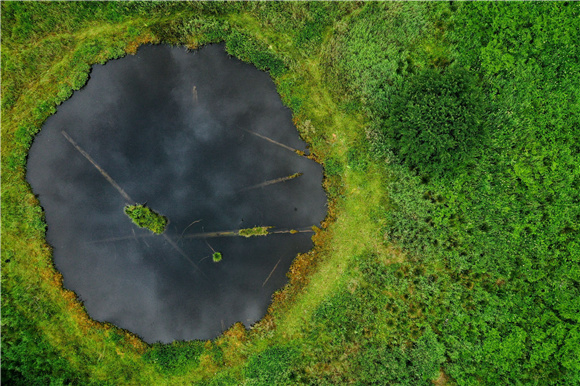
[149,15,230,46]
[182,17,230,44]
[336,1,580,384]
[225,31,286,77]
[143,341,204,375]
[354,330,445,385]
[383,67,486,177]
[1,298,83,385]
[302,253,448,383]
[322,156,345,198]
[294,2,332,47]
[244,345,299,385]
[124,204,168,234]
[208,372,238,386]
[212,252,222,263]
[313,291,364,343]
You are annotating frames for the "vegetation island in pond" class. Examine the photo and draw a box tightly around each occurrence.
[238,226,271,237]
[124,204,168,234]
[212,252,223,263]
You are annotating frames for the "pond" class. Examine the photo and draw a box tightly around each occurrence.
[26,44,327,343]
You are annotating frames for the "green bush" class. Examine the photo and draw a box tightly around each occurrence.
[124,204,167,234]
[382,67,486,177]
[244,345,299,385]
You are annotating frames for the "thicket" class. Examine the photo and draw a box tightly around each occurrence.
[333,1,580,383]
[2,1,579,385]
[381,67,486,178]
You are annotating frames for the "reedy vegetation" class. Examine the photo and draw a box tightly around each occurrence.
[1,2,579,384]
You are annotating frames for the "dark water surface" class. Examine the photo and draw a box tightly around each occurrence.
[27,44,327,343]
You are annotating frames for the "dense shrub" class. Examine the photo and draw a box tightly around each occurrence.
[354,330,445,385]
[1,298,82,385]
[336,1,580,384]
[244,345,299,385]
[382,67,486,177]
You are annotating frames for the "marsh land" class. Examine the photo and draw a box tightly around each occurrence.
[2,2,579,384]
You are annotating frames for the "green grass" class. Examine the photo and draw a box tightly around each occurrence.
[2,2,579,385]
[124,204,168,234]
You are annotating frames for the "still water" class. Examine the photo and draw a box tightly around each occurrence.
[27,44,327,343]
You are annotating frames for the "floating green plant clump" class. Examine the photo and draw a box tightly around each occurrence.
[238,226,272,237]
[212,252,222,262]
[124,204,168,234]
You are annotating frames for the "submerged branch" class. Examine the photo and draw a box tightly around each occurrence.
[271,228,314,234]
[162,234,206,278]
[182,230,239,239]
[87,234,156,244]
[238,173,303,192]
[183,227,314,239]
[179,219,202,241]
[242,128,305,156]
[262,258,282,287]
[61,130,133,203]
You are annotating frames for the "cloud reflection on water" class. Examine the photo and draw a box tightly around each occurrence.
[27,44,327,343]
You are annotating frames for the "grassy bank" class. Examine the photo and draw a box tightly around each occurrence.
[2,2,579,384]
